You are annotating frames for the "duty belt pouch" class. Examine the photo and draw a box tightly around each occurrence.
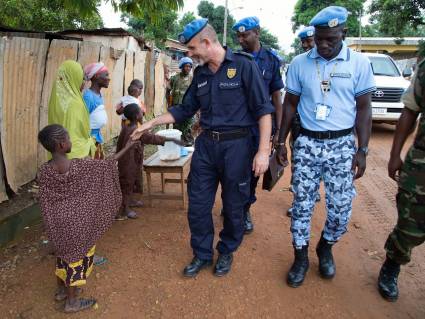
[291,113,301,141]
[262,150,285,191]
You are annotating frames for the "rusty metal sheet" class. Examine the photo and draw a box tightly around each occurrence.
[77,41,102,91]
[99,46,125,142]
[124,50,134,96]
[134,51,147,103]
[0,39,9,202]
[154,53,167,116]
[144,51,155,115]
[1,37,49,192]
[77,41,101,67]
[38,40,79,167]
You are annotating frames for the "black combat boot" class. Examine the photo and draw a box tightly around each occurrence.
[316,233,336,279]
[244,210,254,234]
[214,253,233,277]
[183,257,213,278]
[378,257,400,302]
[287,245,309,287]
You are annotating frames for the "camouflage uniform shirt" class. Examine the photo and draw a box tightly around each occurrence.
[399,59,425,195]
[170,72,193,105]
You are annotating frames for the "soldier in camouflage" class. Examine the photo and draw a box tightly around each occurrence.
[378,51,425,302]
[169,57,194,145]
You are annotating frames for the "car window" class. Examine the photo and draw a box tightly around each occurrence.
[368,56,400,77]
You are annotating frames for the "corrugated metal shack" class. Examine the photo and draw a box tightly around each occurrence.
[0,27,171,205]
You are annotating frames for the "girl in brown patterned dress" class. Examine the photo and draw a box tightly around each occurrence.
[116,103,184,219]
[37,124,135,313]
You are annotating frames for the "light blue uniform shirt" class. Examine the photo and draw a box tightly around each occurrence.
[83,89,105,143]
[286,42,376,131]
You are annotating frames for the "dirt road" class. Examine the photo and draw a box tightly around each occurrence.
[1,124,424,319]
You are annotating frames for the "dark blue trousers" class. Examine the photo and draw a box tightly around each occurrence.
[245,128,260,212]
[188,132,252,260]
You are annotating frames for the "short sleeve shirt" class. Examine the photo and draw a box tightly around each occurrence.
[252,46,284,95]
[83,89,105,143]
[168,48,274,130]
[286,42,376,131]
[402,71,420,113]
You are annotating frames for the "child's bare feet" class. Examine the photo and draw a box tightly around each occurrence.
[127,210,138,219]
[93,255,108,266]
[55,287,82,302]
[64,298,97,313]
[115,214,128,221]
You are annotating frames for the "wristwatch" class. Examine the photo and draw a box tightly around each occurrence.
[357,146,369,156]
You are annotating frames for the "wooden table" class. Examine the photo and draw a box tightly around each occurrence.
[143,151,192,209]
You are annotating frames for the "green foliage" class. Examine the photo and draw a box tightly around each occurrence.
[259,28,280,50]
[179,12,197,30]
[123,9,179,48]
[418,40,425,59]
[0,0,103,31]
[197,1,280,50]
[280,38,304,63]
[169,12,197,39]
[62,0,184,23]
[198,0,237,48]
[368,0,425,37]
[292,0,366,36]
[363,23,425,37]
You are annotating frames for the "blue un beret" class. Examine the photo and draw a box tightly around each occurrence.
[298,26,315,39]
[232,16,260,33]
[178,18,208,44]
[178,57,193,69]
[310,6,348,28]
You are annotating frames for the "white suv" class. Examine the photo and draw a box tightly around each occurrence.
[364,53,410,124]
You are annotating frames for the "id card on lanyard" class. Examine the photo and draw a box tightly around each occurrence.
[315,60,338,121]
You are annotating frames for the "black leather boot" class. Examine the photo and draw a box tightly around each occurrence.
[316,233,336,279]
[244,210,254,234]
[287,245,309,287]
[183,257,213,278]
[378,257,400,302]
[214,253,233,277]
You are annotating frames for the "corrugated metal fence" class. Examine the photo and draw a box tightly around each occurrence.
[0,36,169,202]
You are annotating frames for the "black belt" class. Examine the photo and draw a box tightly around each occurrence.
[300,127,353,139]
[204,128,249,141]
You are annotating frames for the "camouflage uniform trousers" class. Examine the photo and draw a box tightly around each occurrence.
[291,134,356,248]
[385,147,425,265]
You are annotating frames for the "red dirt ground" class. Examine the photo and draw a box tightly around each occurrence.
[0,123,424,319]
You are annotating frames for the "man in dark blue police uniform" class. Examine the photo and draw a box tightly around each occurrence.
[232,16,284,234]
[132,19,274,277]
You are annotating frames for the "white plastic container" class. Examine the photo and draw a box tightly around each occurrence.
[156,129,182,161]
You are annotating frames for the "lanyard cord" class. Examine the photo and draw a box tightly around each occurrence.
[315,59,339,103]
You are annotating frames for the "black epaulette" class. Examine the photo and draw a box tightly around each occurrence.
[234,51,254,59]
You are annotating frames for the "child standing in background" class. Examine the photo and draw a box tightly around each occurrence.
[116,79,146,125]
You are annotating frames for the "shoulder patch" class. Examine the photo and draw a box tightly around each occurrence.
[234,51,254,59]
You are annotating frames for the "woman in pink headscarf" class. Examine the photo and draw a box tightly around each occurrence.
[83,62,110,159]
